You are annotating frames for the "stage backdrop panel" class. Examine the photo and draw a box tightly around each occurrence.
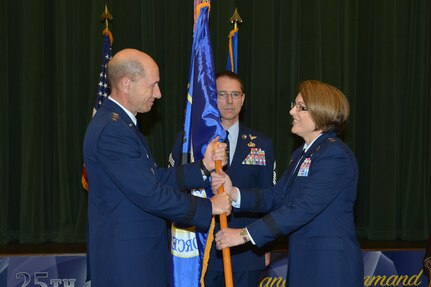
[0,250,428,286]
[264,250,427,287]
[0,255,89,287]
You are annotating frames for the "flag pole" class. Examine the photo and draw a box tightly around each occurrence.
[100,4,113,45]
[212,7,243,287]
[80,4,114,191]
[216,160,233,287]
[227,8,242,73]
[229,8,242,30]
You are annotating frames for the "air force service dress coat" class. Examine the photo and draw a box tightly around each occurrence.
[240,132,363,287]
[170,124,275,276]
[83,99,213,287]
[208,124,275,273]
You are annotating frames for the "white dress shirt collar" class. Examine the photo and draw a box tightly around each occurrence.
[226,121,240,164]
[303,133,323,153]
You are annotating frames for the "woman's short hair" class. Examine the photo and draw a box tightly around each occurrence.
[298,80,350,133]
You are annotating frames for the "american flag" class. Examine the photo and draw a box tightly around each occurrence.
[82,31,112,191]
[93,32,112,114]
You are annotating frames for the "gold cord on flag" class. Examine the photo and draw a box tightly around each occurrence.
[196,2,210,21]
[227,8,242,73]
[227,28,238,73]
[200,217,216,287]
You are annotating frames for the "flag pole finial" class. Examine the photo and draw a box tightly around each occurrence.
[229,8,242,29]
[100,4,113,44]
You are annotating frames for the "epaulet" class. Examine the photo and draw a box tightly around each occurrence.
[111,112,120,122]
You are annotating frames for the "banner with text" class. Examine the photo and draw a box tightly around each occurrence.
[0,250,427,287]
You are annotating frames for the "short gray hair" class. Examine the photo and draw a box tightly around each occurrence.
[107,59,145,88]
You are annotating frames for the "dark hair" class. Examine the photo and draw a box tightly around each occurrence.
[298,80,350,133]
[215,71,245,94]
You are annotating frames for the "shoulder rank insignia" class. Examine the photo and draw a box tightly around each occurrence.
[328,138,336,143]
[111,112,119,122]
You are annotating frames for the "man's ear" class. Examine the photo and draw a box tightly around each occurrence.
[119,77,131,94]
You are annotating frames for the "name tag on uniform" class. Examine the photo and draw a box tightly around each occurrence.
[242,148,266,166]
[297,158,311,176]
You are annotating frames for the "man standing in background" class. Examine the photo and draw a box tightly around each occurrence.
[170,71,276,286]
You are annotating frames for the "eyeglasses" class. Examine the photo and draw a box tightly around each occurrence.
[290,102,308,112]
[217,91,243,99]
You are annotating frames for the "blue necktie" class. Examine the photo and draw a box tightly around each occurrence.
[224,131,230,170]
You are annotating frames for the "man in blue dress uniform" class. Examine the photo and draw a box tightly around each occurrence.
[83,49,231,287]
[170,71,276,286]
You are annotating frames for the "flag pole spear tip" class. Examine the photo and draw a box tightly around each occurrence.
[100,4,113,29]
[230,8,242,29]
[100,4,113,44]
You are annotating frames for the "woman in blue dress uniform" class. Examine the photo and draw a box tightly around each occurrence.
[212,80,363,287]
